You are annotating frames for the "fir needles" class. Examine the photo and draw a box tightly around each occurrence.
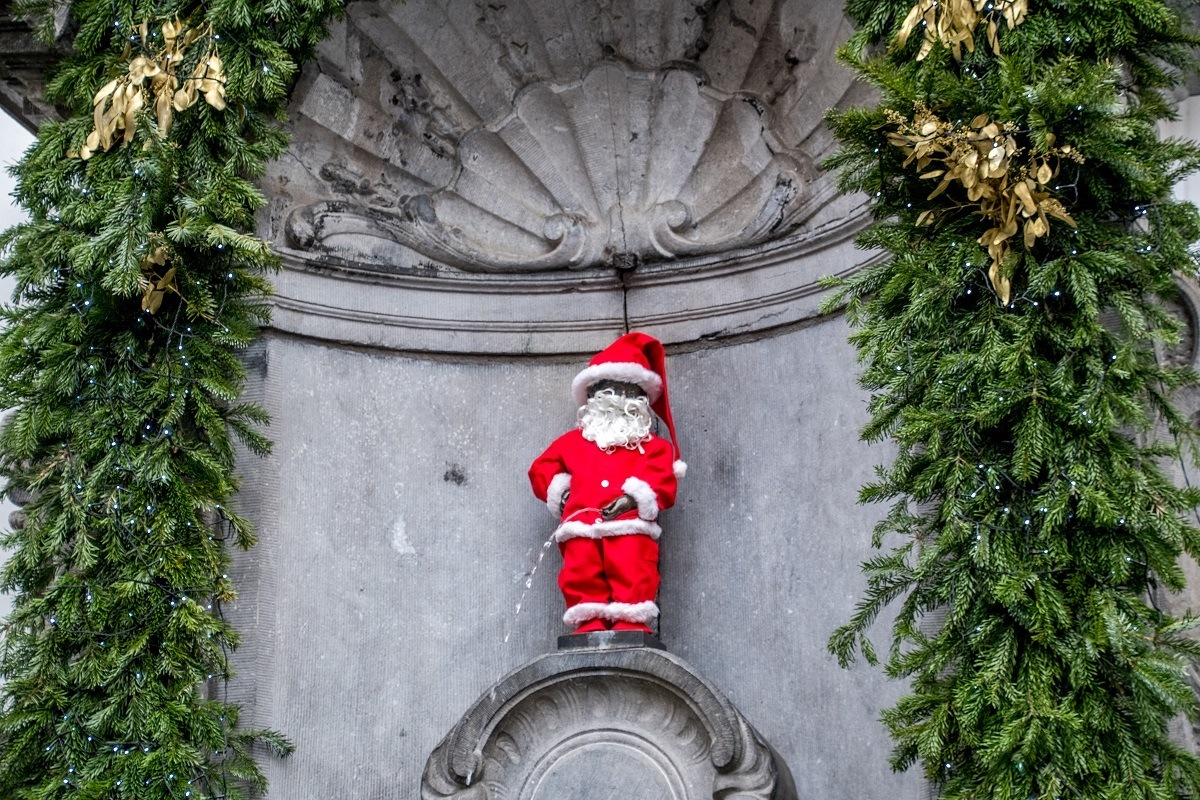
[828,0,1200,797]
[0,2,341,799]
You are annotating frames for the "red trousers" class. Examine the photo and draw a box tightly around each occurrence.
[558,534,660,628]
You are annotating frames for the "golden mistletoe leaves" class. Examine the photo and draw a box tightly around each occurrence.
[139,246,179,314]
[79,19,226,160]
[896,0,1028,61]
[885,106,1081,305]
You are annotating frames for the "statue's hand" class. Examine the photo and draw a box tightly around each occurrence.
[601,493,637,520]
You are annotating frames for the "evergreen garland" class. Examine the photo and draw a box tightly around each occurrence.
[826,1,1200,798]
[0,2,341,798]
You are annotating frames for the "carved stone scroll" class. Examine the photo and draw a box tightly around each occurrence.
[420,646,796,800]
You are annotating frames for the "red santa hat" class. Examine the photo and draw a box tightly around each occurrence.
[572,331,686,479]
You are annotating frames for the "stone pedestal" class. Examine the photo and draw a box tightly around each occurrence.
[421,645,796,800]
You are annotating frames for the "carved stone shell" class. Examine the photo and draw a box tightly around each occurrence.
[271,0,866,274]
[264,0,875,353]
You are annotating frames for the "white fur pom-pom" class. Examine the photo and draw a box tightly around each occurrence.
[673,460,687,479]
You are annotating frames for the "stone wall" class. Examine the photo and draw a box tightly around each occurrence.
[5,1,1200,797]
[215,2,929,796]
[227,318,923,799]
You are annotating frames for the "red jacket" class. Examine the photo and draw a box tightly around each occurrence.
[529,429,678,542]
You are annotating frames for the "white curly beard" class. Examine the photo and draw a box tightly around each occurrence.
[578,389,652,452]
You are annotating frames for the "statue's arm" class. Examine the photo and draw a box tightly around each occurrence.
[620,438,679,520]
[529,439,571,515]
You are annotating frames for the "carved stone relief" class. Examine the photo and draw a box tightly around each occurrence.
[420,646,795,800]
[269,0,862,271]
[0,10,70,132]
[262,0,876,353]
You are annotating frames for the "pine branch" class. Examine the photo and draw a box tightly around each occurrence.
[829,0,1200,797]
[0,2,343,799]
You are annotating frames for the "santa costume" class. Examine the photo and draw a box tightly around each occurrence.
[528,332,685,634]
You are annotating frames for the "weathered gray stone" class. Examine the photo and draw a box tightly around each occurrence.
[0,11,67,132]
[267,0,860,277]
[557,630,664,651]
[226,321,922,800]
[420,646,795,800]
[258,0,879,355]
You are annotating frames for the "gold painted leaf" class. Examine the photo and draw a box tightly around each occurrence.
[156,267,177,291]
[173,85,197,111]
[93,78,120,105]
[1022,218,1037,249]
[999,217,1018,241]
[989,261,1012,305]
[156,91,173,135]
[143,247,168,267]
[142,286,163,313]
[928,177,954,200]
[1044,202,1076,228]
[896,3,923,49]
[1013,180,1037,214]
[204,88,226,111]
[128,55,161,81]
[122,89,144,144]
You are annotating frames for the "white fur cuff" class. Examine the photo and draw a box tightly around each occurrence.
[563,600,660,626]
[554,518,662,542]
[546,473,571,515]
[622,477,659,520]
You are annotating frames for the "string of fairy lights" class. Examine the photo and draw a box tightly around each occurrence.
[12,13,293,795]
[36,270,248,798]
[872,195,1181,584]
[883,204,1189,784]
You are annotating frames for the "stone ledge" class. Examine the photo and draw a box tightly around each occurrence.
[269,201,881,355]
[556,630,666,651]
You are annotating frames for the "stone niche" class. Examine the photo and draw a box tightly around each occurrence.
[421,642,796,800]
[213,1,925,799]
[6,2,1200,798]
[255,0,880,353]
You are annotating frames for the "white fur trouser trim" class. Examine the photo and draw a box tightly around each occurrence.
[546,473,571,515]
[621,477,659,520]
[563,601,660,626]
[554,518,662,542]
